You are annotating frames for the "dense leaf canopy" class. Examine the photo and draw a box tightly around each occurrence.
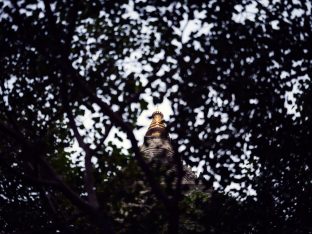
[1,0,312,233]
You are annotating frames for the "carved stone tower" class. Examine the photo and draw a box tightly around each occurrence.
[140,111,195,186]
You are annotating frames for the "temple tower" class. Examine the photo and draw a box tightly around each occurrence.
[140,111,195,187]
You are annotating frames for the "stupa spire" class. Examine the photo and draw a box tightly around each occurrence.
[140,109,196,186]
[145,110,167,138]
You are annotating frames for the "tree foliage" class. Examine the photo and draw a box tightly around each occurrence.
[1,0,312,233]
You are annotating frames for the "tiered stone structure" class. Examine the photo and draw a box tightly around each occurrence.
[140,111,196,186]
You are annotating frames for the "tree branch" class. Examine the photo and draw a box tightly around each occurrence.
[36,154,98,214]
[64,0,79,51]
[58,62,99,207]
[0,121,98,214]
[43,0,55,26]
[64,100,99,208]
[93,124,113,154]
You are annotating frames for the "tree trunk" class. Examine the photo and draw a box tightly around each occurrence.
[168,204,180,234]
[90,211,114,234]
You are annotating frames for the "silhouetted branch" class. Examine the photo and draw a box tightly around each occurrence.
[0,121,99,215]
[254,0,277,20]
[39,188,58,215]
[64,1,79,51]
[63,99,99,208]
[43,0,55,27]
[93,124,113,154]
[36,154,99,214]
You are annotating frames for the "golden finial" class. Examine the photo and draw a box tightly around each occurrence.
[145,109,167,138]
